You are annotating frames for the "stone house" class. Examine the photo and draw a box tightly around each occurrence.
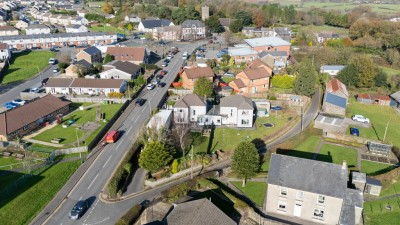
[181,20,206,40]
[322,79,349,116]
[153,26,182,41]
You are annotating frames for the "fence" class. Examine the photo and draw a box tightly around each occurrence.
[167,88,192,96]
[54,146,88,156]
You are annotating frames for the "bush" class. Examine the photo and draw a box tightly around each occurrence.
[139,63,158,70]
[115,204,143,225]
[107,92,124,99]
[162,181,196,203]
[58,62,69,69]
[171,159,178,174]
[269,95,277,100]
[271,74,296,89]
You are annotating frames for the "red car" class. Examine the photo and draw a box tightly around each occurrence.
[160,70,167,76]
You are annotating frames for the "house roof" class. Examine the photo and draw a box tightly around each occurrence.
[0,26,17,31]
[106,47,146,62]
[339,189,363,225]
[218,18,235,27]
[390,90,400,102]
[228,47,257,56]
[230,78,246,89]
[155,26,181,32]
[244,37,291,47]
[0,42,7,49]
[366,177,382,186]
[165,198,236,225]
[258,51,288,58]
[107,60,141,74]
[242,67,271,80]
[181,20,205,28]
[45,77,74,87]
[174,94,205,108]
[326,78,348,97]
[73,59,92,68]
[66,24,85,29]
[325,92,347,109]
[183,67,214,79]
[321,65,345,71]
[0,95,71,136]
[373,95,391,101]
[0,32,116,42]
[357,93,371,100]
[83,46,101,55]
[26,24,49,30]
[248,59,271,69]
[70,78,124,88]
[220,95,253,110]
[267,154,348,199]
[140,19,172,28]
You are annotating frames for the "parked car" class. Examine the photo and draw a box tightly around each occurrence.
[53,68,59,73]
[50,47,58,52]
[352,115,370,123]
[42,78,49,86]
[147,84,155,90]
[271,106,283,111]
[158,82,166,87]
[163,59,170,63]
[48,58,57,65]
[224,72,235,77]
[30,87,41,93]
[160,70,167,76]
[3,102,18,109]
[12,99,26,106]
[162,62,168,67]
[156,75,163,80]
[350,127,360,136]
[152,79,160,85]
[135,98,146,106]
[69,200,89,220]
[167,55,173,60]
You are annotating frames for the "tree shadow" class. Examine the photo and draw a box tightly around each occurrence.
[276,148,333,163]
[252,138,266,154]
[206,125,215,154]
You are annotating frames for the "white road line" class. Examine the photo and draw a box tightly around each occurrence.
[128,126,132,133]
[134,117,139,123]
[116,141,122,149]
[152,92,156,97]
[87,173,99,190]
[83,217,110,225]
[79,196,82,200]
[103,155,112,168]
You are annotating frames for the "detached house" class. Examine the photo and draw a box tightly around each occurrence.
[26,24,51,35]
[181,20,206,40]
[174,94,207,124]
[219,95,254,128]
[153,26,182,41]
[106,46,148,64]
[138,19,174,33]
[65,24,88,33]
[181,67,214,90]
[322,79,349,116]
[244,37,291,55]
[76,46,102,64]
[45,78,127,95]
[100,60,141,80]
[124,14,141,23]
[16,19,30,30]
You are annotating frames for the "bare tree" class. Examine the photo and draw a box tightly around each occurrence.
[58,53,71,64]
[138,117,170,145]
[223,30,232,46]
[173,120,191,157]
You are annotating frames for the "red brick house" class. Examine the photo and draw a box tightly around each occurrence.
[244,37,291,55]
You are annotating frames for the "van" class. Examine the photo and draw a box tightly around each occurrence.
[182,52,188,59]
[105,130,120,143]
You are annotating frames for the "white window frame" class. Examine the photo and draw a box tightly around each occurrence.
[313,209,325,220]
[318,195,325,204]
[280,187,287,196]
[296,191,303,201]
[277,201,287,212]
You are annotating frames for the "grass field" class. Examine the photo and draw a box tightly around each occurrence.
[361,160,396,176]
[346,101,400,147]
[89,25,127,35]
[0,156,19,168]
[32,103,122,145]
[380,66,400,77]
[231,181,267,207]
[316,144,358,168]
[0,160,80,225]
[278,135,320,160]
[364,198,400,225]
[0,51,56,84]
[293,24,349,35]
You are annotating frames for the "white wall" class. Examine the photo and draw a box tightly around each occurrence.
[100,69,131,80]
[220,106,238,126]
[189,105,206,123]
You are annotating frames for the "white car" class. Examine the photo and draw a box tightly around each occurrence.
[12,99,26,105]
[352,115,370,123]
[53,68,59,73]
[48,58,56,65]
[147,84,155,90]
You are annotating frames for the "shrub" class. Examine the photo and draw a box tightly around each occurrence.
[107,92,124,99]
[171,159,178,174]
[269,95,277,100]
[58,62,69,69]
[139,63,158,70]
[115,204,143,225]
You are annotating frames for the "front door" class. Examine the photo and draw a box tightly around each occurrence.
[294,204,302,217]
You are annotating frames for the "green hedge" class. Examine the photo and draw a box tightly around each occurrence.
[115,204,143,225]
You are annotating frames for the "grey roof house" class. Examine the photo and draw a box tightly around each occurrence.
[390,90,400,108]
[100,60,141,80]
[322,79,348,116]
[181,20,206,40]
[138,19,174,32]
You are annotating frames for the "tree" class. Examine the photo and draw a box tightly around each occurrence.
[350,54,376,88]
[127,23,133,32]
[232,141,259,187]
[138,141,173,172]
[205,15,224,34]
[293,58,317,97]
[337,64,359,87]
[102,2,114,14]
[223,30,232,46]
[193,77,213,98]
[103,54,113,64]
[229,19,243,33]
[221,54,231,64]
[385,49,400,66]
[374,68,388,87]
[253,10,266,28]
[173,121,191,157]
[206,59,217,69]
[235,11,252,26]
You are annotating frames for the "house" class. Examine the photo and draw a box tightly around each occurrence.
[0,42,10,61]
[219,95,254,128]
[77,9,87,18]
[356,94,391,106]
[390,90,400,108]
[244,37,291,55]
[76,46,102,64]
[100,60,141,80]
[218,18,235,31]
[258,51,289,70]
[320,65,345,76]
[42,13,51,23]
[138,19,174,33]
[351,172,382,197]
[273,27,292,43]
[181,20,206,40]
[153,26,182,41]
[181,67,214,90]
[106,46,148,64]
[146,110,173,131]
[228,48,258,64]
[65,24,88,33]
[16,19,30,30]
[173,94,207,124]
[322,79,348,116]
[70,16,89,26]
[164,198,236,225]
[229,59,272,94]
[25,24,51,35]
[242,27,274,38]
[317,32,340,44]
[49,14,61,24]
[124,14,141,23]
[266,154,363,225]
[0,95,71,141]
[57,15,71,26]
[64,60,92,77]
[0,26,19,36]
[45,78,127,95]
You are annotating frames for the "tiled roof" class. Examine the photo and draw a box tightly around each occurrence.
[326,79,348,97]
[183,67,214,79]
[0,32,116,42]
[220,95,253,110]
[230,78,246,89]
[26,24,50,30]
[70,78,124,88]
[242,67,271,79]
[108,60,141,74]
[174,94,205,108]
[106,47,146,62]
[83,46,101,55]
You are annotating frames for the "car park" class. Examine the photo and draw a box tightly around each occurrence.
[12,99,26,105]
[69,200,89,220]
[271,106,283,110]
[350,127,360,136]
[135,98,146,106]
[352,115,370,123]
[147,84,155,90]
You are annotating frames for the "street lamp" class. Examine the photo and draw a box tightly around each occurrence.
[75,128,82,161]
[36,66,42,85]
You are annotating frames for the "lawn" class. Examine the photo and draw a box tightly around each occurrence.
[191,114,296,153]
[360,160,396,176]
[316,144,358,169]
[0,171,25,191]
[346,101,400,147]
[89,25,128,35]
[380,181,400,197]
[380,66,400,77]
[231,181,267,207]
[0,51,56,84]
[277,135,321,160]
[221,76,235,84]
[0,156,20,168]
[32,103,123,145]
[364,198,400,225]
[0,160,80,225]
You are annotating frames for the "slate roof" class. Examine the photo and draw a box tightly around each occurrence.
[339,189,363,225]
[183,67,214,79]
[73,59,92,68]
[321,65,345,71]
[0,32,116,42]
[325,92,347,109]
[228,48,257,56]
[164,198,236,225]
[140,19,172,29]
[26,24,50,30]
[390,90,400,102]
[83,46,101,55]
[220,95,253,110]
[174,94,206,108]
[0,95,71,136]
[366,177,382,186]
[66,24,85,29]
[267,154,348,198]
[258,51,288,58]
[244,37,291,47]
[181,20,205,28]
[107,60,141,74]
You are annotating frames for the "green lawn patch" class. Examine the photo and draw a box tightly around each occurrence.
[0,156,20,168]
[231,181,267,207]
[316,144,358,168]
[0,51,56,84]
[221,76,235,84]
[364,198,400,225]
[89,25,127,35]
[0,160,80,225]
[380,181,400,197]
[0,171,26,191]
[277,135,320,160]
[379,66,400,77]
[361,160,396,176]
[346,101,400,147]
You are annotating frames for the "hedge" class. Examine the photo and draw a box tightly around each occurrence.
[115,204,143,225]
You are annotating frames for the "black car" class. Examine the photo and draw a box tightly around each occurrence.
[69,200,88,220]
[42,78,49,86]
[158,82,166,87]
[135,98,146,106]
[157,75,163,80]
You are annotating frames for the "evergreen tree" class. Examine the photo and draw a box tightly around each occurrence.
[232,141,259,187]
[139,141,174,172]
[194,77,213,98]
[293,58,317,97]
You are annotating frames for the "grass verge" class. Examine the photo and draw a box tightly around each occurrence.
[361,160,396,176]
[231,181,267,207]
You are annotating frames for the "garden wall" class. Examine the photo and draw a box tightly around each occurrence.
[144,164,203,188]
[168,88,192,96]
[54,146,88,156]
[64,96,129,103]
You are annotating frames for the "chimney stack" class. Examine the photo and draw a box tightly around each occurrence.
[342,160,347,170]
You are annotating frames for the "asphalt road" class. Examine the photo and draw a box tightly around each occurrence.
[39,42,202,225]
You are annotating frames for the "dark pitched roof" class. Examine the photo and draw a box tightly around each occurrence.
[83,46,101,55]
[26,24,50,30]
[109,60,141,74]
[258,51,288,58]
[0,95,71,136]
[70,78,124,88]
[366,177,382,186]
[267,154,348,198]
[73,59,92,68]
[220,95,253,110]
[390,90,400,102]
[165,198,236,225]
[141,19,172,29]
[181,20,205,28]
[174,94,205,108]
[183,67,214,79]
[45,77,74,87]
[325,92,347,109]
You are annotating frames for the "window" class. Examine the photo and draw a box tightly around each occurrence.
[193,110,196,115]
[313,209,325,219]
[241,119,249,125]
[230,109,233,117]
[179,109,183,113]
[318,195,325,204]
[278,201,287,212]
[296,191,303,201]
[280,188,287,196]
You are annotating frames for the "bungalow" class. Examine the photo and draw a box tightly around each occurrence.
[244,36,291,55]
[26,24,51,35]
[16,19,30,30]
[356,94,391,106]
[228,47,258,64]
[64,60,93,77]
[45,77,127,95]
[320,65,345,76]
[106,46,148,64]
[181,20,206,40]
[0,26,19,36]
[322,79,349,116]
[153,26,182,41]
[100,60,141,80]
[0,95,71,141]
[65,24,88,33]
[124,14,141,23]
[76,46,102,64]
[181,67,214,90]
[390,90,400,108]
[138,19,174,33]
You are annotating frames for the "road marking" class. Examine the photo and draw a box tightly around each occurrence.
[83,217,110,225]
[152,92,156,97]
[103,155,112,168]
[116,141,122,149]
[79,196,83,200]
[134,117,139,123]
[87,173,99,189]
[128,126,132,133]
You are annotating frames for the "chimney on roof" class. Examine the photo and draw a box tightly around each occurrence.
[342,160,347,170]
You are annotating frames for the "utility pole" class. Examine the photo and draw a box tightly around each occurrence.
[301,106,304,131]
[383,119,390,142]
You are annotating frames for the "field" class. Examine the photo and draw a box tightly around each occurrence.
[0,156,19,168]
[231,181,267,207]
[361,160,396,176]
[380,66,400,77]
[32,103,123,145]
[0,160,80,225]
[0,51,56,84]
[316,144,358,168]
[278,135,320,160]
[292,24,349,35]
[89,25,128,35]
[364,198,400,225]
[346,101,400,147]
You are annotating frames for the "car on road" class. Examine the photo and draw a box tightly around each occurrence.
[48,58,57,65]
[3,102,19,109]
[271,106,283,111]
[162,62,168,67]
[135,98,146,106]
[163,59,170,63]
[105,130,120,143]
[30,87,41,93]
[69,200,89,220]
[223,72,235,77]
[352,115,370,123]
[160,70,167,76]
[147,83,155,90]
[167,55,173,60]
[152,79,160,85]
[156,75,163,80]
[158,82,166,87]
[350,127,360,136]
[12,99,26,106]
[53,68,59,73]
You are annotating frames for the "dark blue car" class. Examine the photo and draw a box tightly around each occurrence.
[350,128,360,136]
[271,106,283,111]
